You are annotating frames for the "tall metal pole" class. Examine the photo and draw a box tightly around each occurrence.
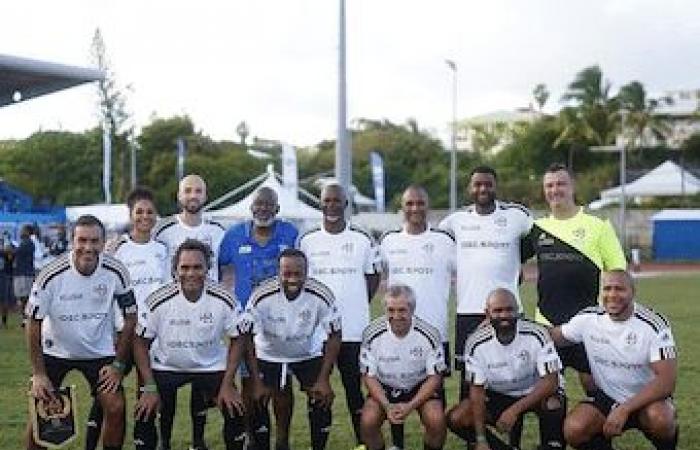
[336,0,351,213]
[619,112,627,250]
[446,60,457,211]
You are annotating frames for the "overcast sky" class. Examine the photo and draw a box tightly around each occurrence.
[1,0,699,146]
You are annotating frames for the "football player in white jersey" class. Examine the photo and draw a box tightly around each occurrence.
[447,289,565,450]
[152,174,226,447]
[550,270,678,450]
[439,166,532,400]
[245,248,341,450]
[85,187,170,450]
[25,215,137,450]
[297,183,381,448]
[132,239,248,450]
[379,185,455,450]
[360,284,447,450]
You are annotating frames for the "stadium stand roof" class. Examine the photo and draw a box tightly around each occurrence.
[0,54,104,107]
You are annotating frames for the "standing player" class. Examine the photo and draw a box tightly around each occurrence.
[13,224,35,326]
[25,215,136,450]
[439,166,532,399]
[524,163,626,394]
[447,289,565,450]
[219,186,298,450]
[133,239,248,450]
[550,270,678,450]
[85,187,170,450]
[0,234,13,328]
[245,248,341,450]
[152,174,226,448]
[298,183,381,448]
[359,284,447,450]
[379,185,455,450]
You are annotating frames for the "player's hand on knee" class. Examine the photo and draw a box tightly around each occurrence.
[496,406,519,433]
[217,384,244,416]
[30,374,55,401]
[603,404,630,437]
[97,364,123,394]
[134,391,160,422]
[308,378,334,409]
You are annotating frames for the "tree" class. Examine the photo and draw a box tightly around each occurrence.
[561,65,619,146]
[533,83,550,111]
[553,106,593,170]
[90,27,132,201]
[617,81,672,161]
[236,121,250,146]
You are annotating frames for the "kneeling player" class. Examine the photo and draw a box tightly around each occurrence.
[550,270,678,450]
[359,284,447,450]
[447,288,565,450]
[132,239,247,450]
[245,248,341,450]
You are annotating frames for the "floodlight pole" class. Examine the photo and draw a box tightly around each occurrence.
[446,59,458,211]
[336,0,352,216]
[620,112,627,251]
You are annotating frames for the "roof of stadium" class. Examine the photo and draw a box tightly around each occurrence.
[0,54,104,107]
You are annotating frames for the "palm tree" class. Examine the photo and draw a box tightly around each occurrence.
[616,81,672,159]
[561,65,619,146]
[533,83,550,111]
[553,106,592,170]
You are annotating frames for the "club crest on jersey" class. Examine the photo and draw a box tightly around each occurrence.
[410,346,424,358]
[494,216,507,227]
[341,242,354,254]
[200,312,214,324]
[299,309,312,325]
[573,228,586,240]
[517,350,531,365]
[93,283,108,298]
[422,242,435,254]
[537,233,554,246]
[625,331,638,346]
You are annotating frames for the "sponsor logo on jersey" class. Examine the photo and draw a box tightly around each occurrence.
[459,224,481,231]
[238,245,252,254]
[59,293,83,302]
[590,335,611,345]
[169,318,191,326]
[537,233,554,246]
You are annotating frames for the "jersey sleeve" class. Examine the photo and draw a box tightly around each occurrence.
[649,326,677,363]
[438,214,454,235]
[135,305,157,340]
[560,314,588,344]
[359,337,377,377]
[521,210,534,237]
[464,350,486,385]
[536,336,563,376]
[224,303,244,338]
[426,343,447,376]
[364,238,381,275]
[217,229,237,266]
[242,302,260,336]
[320,300,342,335]
[599,220,627,270]
[25,279,52,320]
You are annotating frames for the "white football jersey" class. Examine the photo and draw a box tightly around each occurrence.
[360,316,446,391]
[109,235,169,327]
[561,303,677,404]
[153,215,225,281]
[136,281,245,372]
[465,320,562,397]
[380,226,455,341]
[245,277,341,363]
[27,252,134,360]
[439,201,532,314]
[298,224,380,342]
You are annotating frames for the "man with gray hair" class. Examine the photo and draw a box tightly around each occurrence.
[359,284,447,450]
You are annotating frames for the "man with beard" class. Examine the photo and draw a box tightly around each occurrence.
[132,239,248,450]
[447,289,565,450]
[245,248,341,450]
[219,187,298,450]
[298,183,381,449]
[153,174,226,450]
[549,270,678,450]
[439,166,532,400]
[359,284,447,450]
[25,215,136,450]
[523,163,626,395]
[379,185,455,450]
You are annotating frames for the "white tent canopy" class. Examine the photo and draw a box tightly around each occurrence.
[65,203,130,231]
[601,160,700,199]
[205,169,322,222]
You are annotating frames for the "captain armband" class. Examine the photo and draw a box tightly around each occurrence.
[116,290,137,311]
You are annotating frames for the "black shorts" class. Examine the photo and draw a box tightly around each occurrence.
[381,379,441,404]
[337,341,361,375]
[152,370,224,407]
[454,314,486,371]
[582,389,673,431]
[558,343,591,374]
[258,357,323,391]
[0,274,13,304]
[43,354,115,396]
[441,342,452,377]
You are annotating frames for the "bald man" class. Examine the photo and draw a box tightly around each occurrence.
[152,174,227,450]
[447,289,565,450]
[219,186,298,450]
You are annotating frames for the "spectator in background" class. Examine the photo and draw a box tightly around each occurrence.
[48,224,70,257]
[13,224,35,326]
[0,234,13,328]
[30,224,48,271]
